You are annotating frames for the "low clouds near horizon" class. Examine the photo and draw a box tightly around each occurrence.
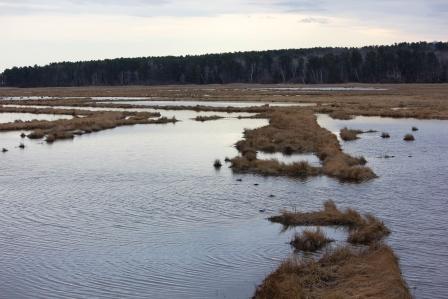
[1,0,447,70]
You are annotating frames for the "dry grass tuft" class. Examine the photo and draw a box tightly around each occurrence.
[403,134,415,141]
[270,200,389,245]
[213,159,222,168]
[193,115,224,122]
[231,109,376,182]
[290,228,333,252]
[381,132,391,138]
[347,214,391,245]
[253,245,411,299]
[340,127,362,141]
[270,200,363,229]
[231,157,321,178]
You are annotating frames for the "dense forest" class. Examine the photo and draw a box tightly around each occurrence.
[1,42,447,87]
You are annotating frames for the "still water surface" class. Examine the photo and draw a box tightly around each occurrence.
[0,111,447,298]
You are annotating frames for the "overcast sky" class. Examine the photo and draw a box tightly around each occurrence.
[0,0,447,71]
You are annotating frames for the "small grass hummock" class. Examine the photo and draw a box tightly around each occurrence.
[403,134,415,141]
[269,200,390,245]
[290,228,333,252]
[412,126,419,131]
[340,127,363,141]
[381,132,391,138]
[18,143,25,149]
[213,159,222,169]
[2,148,8,153]
[255,202,407,299]
[193,115,224,122]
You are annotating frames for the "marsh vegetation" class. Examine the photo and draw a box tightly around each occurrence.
[254,202,408,299]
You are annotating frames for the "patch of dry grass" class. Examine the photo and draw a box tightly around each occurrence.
[232,110,376,182]
[256,202,407,299]
[340,127,363,141]
[269,200,390,245]
[231,157,321,178]
[404,134,415,141]
[253,245,411,299]
[193,115,224,122]
[290,228,333,252]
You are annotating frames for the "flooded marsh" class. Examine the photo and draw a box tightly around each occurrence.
[1,85,448,298]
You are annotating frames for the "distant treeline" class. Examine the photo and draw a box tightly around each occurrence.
[1,42,448,87]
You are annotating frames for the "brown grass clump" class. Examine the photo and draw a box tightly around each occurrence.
[231,157,321,178]
[256,201,407,299]
[232,109,376,182]
[290,228,333,252]
[270,200,390,245]
[193,115,224,122]
[403,134,415,141]
[213,159,222,168]
[347,215,391,245]
[253,245,411,299]
[340,127,362,141]
[270,200,363,229]
[27,129,46,139]
[329,110,354,120]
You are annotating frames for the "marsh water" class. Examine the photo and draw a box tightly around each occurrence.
[0,108,447,298]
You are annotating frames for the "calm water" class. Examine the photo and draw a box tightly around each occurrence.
[98,100,315,108]
[0,111,447,298]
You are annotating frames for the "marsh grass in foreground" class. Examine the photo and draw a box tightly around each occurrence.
[252,245,411,299]
[254,202,408,299]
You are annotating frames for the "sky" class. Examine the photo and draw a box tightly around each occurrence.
[0,0,447,71]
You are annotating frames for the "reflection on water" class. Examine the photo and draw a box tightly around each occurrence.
[0,112,447,298]
[257,152,321,167]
